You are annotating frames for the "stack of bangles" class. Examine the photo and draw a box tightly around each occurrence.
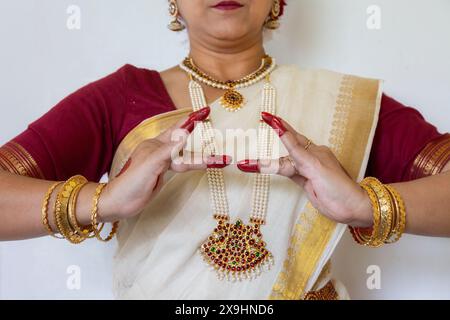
[349,177,407,247]
[41,175,119,244]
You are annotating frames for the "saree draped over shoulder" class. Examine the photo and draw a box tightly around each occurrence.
[109,65,382,299]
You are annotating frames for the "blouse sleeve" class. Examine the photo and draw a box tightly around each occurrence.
[366,94,450,183]
[0,65,129,181]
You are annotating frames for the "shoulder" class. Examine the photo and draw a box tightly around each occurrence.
[110,63,161,86]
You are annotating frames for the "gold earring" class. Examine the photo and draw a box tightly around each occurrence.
[265,0,281,30]
[168,0,185,32]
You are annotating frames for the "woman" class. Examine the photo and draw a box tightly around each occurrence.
[0,0,449,300]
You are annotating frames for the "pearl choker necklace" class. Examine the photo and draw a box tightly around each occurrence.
[180,55,276,112]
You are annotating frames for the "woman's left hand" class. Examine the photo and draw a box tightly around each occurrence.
[237,112,373,227]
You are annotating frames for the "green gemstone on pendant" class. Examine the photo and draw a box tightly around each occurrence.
[211,247,216,252]
[235,219,242,227]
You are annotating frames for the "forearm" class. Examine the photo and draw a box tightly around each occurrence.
[391,168,450,237]
[0,170,110,241]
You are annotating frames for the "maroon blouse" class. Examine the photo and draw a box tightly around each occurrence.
[1,64,449,182]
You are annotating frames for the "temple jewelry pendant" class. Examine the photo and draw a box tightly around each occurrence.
[220,85,245,112]
[200,217,274,281]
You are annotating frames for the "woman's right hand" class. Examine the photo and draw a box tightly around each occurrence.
[98,107,231,222]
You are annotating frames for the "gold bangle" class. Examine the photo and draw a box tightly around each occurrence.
[349,181,382,247]
[41,181,64,239]
[384,185,406,243]
[349,177,406,247]
[54,175,88,244]
[68,181,96,239]
[90,183,119,242]
[384,185,399,242]
[363,177,393,245]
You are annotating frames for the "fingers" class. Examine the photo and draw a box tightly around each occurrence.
[158,106,210,143]
[171,153,232,172]
[149,107,211,166]
[236,157,307,187]
[261,112,316,178]
[236,157,297,177]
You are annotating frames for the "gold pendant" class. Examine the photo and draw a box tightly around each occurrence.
[220,87,245,112]
[200,217,274,281]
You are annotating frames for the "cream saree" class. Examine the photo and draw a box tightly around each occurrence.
[109,65,382,300]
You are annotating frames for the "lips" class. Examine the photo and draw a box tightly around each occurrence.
[212,1,244,11]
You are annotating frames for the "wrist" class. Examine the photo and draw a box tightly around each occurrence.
[75,182,118,225]
[96,182,122,223]
[349,186,374,228]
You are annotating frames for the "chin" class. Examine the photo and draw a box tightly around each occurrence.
[207,23,253,41]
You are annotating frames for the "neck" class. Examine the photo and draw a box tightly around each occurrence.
[188,38,266,82]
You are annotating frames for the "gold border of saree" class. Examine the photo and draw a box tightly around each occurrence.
[269,74,382,300]
[110,108,192,174]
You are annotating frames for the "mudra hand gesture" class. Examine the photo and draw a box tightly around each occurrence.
[102,106,231,222]
[238,112,372,228]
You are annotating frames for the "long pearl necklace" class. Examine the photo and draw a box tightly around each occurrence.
[181,56,277,281]
[180,55,275,112]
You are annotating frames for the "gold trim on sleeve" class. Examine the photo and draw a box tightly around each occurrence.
[0,141,44,178]
[410,134,450,179]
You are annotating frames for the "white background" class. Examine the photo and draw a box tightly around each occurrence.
[0,0,449,299]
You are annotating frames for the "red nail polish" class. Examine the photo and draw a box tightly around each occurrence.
[207,155,232,169]
[237,159,260,173]
[261,112,274,123]
[261,112,287,137]
[181,107,211,133]
[116,158,132,177]
[181,119,196,133]
[193,106,211,120]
